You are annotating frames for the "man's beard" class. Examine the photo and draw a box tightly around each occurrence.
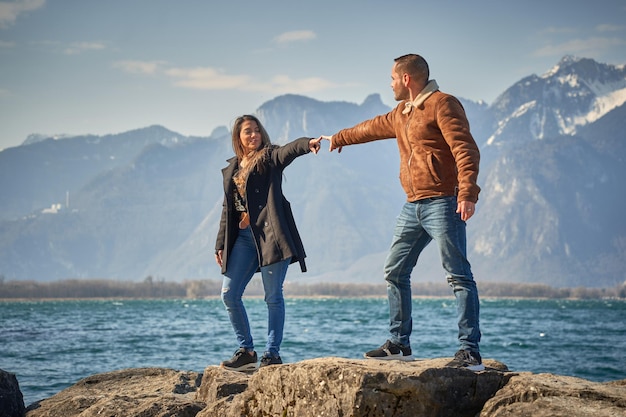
[394,89,409,101]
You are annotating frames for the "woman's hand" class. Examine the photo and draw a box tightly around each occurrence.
[215,249,223,267]
[309,137,323,154]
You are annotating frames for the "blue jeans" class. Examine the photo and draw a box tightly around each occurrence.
[221,227,290,356]
[384,196,481,353]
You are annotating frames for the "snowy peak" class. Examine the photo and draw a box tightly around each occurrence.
[544,56,624,84]
[487,56,626,146]
[545,56,626,125]
[22,133,72,146]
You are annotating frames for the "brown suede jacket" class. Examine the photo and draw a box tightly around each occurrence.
[332,89,481,203]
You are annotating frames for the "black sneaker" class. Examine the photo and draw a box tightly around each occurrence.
[446,349,485,371]
[221,348,258,371]
[259,352,283,368]
[364,340,414,361]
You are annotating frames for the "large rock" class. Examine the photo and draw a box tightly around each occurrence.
[0,369,25,417]
[197,357,509,417]
[20,358,626,417]
[25,368,204,417]
[479,373,626,417]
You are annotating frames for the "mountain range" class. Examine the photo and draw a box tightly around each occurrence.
[0,56,624,288]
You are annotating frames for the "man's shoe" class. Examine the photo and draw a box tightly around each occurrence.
[221,348,258,371]
[259,352,283,367]
[364,340,414,361]
[446,349,485,371]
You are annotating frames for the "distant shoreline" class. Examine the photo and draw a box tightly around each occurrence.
[2,295,626,303]
[1,278,624,301]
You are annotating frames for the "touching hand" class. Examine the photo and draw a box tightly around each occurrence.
[319,135,342,153]
[309,137,323,154]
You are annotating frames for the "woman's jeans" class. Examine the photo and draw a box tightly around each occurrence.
[384,196,481,352]
[221,226,290,356]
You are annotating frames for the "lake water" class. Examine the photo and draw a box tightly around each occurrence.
[2,297,625,406]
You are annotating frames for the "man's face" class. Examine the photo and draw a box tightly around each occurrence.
[391,63,409,101]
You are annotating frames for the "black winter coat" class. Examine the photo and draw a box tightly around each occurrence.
[215,137,311,275]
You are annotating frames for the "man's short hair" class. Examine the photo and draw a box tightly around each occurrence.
[394,54,429,84]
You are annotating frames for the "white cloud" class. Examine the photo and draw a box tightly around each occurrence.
[539,26,577,35]
[63,41,106,55]
[534,37,626,57]
[273,30,316,44]
[114,60,336,94]
[165,67,251,90]
[113,60,166,75]
[251,74,336,94]
[0,0,45,29]
[596,24,625,32]
[165,68,337,94]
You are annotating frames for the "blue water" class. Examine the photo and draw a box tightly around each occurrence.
[2,297,625,406]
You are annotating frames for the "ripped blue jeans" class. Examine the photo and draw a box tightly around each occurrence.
[221,226,290,356]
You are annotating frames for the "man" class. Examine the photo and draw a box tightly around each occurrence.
[320,53,483,371]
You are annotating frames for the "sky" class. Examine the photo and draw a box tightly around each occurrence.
[0,0,625,150]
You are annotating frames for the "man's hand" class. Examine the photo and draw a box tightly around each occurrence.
[456,201,476,221]
[319,135,342,153]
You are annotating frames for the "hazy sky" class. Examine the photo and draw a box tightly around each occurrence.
[0,0,625,150]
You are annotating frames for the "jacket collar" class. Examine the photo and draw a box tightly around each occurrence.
[402,79,439,114]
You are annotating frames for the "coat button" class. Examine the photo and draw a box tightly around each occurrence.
[258,205,263,210]
[255,188,260,193]
[264,222,269,227]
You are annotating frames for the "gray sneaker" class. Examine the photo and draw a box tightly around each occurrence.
[447,349,485,371]
[364,340,414,361]
[221,348,258,371]
[259,352,283,367]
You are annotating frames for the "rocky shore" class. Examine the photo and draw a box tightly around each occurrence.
[2,357,625,417]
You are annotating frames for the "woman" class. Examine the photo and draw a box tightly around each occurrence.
[215,114,321,371]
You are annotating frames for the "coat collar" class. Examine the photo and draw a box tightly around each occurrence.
[402,79,439,114]
[222,157,238,189]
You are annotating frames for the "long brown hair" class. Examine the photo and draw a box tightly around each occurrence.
[231,114,273,196]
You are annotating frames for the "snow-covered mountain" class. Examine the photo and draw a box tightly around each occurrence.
[485,56,626,148]
[0,56,624,288]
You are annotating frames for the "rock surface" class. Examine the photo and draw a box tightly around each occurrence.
[19,358,626,417]
[25,368,204,417]
[197,357,509,417]
[479,373,626,417]
[0,369,25,417]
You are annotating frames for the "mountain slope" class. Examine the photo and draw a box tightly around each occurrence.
[485,56,626,149]
[0,56,624,287]
[0,125,196,221]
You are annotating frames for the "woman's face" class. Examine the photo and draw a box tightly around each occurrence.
[239,119,262,152]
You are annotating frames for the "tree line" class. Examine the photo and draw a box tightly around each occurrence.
[1,276,625,300]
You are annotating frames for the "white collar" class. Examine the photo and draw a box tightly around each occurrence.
[402,80,439,114]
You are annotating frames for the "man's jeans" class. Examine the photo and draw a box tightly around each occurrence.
[221,226,290,356]
[384,196,481,352]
